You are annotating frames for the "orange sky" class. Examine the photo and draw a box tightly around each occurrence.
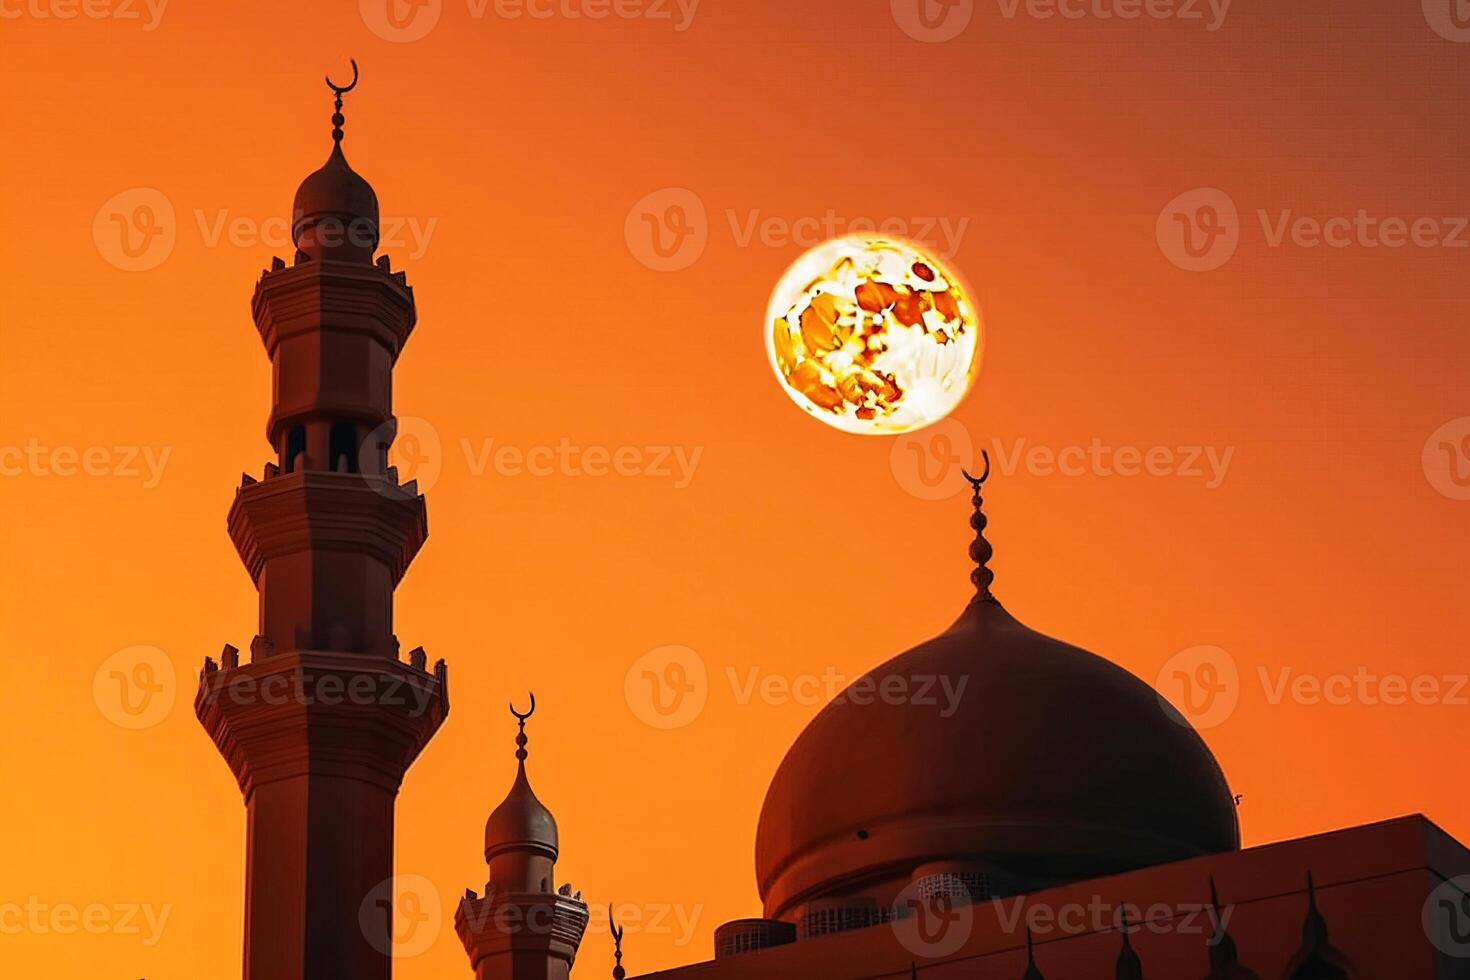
[3,2,1469,977]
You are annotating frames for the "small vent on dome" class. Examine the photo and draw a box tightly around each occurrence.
[800,898,889,939]
[714,918,797,958]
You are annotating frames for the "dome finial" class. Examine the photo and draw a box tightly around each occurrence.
[325,58,359,144]
[609,905,626,980]
[510,692,536,763]
[960,449,995,602]
[1115,904,1143,980]
[1022,927,1045,980]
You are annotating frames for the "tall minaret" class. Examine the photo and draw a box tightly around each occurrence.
[195,62,448,980]
[457,696,589,980]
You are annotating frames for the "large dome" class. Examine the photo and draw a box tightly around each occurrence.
[754,594,1240,922]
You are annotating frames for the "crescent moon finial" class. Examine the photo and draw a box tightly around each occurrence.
[960,449,991,490]
[325,58,359,96]
[509,692,536,722]
[609,904,626,979]
[962,449,995,601]
[509,692,536,762]
[324,59,359,143]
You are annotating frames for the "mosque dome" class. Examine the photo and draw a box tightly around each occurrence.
[485,760,559,864]
[290,60,379,264]
[484,696,559,865]
[753,464,1240,922]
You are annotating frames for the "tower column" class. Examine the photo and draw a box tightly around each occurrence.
[196,62,447,980]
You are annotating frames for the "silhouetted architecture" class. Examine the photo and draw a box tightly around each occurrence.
[456,697,590,980]
[195,62,447,980]
[195,70,1470,980]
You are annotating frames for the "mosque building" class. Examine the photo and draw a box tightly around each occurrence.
[194,70,1470,980]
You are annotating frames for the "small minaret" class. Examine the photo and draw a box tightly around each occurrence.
[457,696,590,980]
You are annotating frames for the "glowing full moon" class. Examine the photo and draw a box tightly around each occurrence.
[765,235,981,435]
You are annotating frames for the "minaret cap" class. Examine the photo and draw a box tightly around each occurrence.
[291,59,380,264]
[484,693,560,863]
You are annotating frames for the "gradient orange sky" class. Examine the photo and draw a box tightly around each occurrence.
[3,1,1469,977]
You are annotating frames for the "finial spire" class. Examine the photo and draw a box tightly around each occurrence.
[325,58,359,144]
[1022,927,1045,980]
[609,905,626,980]
[1204,875,1246,972]
[961,449,995,602]
[1115,905,1143,980]
[510,693,536,763]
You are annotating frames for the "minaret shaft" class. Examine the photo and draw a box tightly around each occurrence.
[196,70,447,980]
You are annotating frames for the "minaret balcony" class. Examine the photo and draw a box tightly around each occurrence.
[252,257,415,361]
[195,648,448,797]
